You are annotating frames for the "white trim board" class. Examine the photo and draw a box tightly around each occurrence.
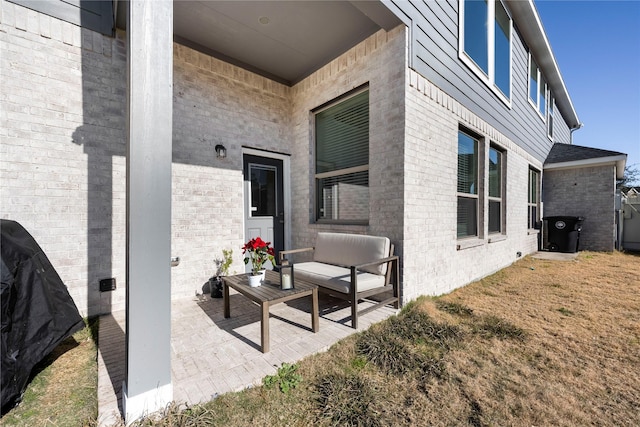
[123,382,173,425]
[544,155,627,179]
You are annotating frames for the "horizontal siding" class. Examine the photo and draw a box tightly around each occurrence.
[6,0,113,36]
[385,0,572,162]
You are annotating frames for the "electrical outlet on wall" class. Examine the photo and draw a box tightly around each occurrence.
[99,278,116,292]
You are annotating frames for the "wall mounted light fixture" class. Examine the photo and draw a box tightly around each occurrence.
[215,144,227,159]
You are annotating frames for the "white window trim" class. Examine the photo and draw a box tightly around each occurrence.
[458,0,513,108]
[488,145,506,236]
[547,97,555,140]
[528,168,541,230]
[528,53,547,121]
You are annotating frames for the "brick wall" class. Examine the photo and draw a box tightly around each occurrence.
[1,2,405,313]
[2,0,557,314]
[1,1,127,316]
[0,1,293,314]
[288,27,407,254]
[170,43,291,300]
[402,70,543,301]
[543,165,616,251]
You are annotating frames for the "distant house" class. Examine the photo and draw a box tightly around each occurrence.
[544,143,627,251]
[0,0,626,420]
[619,188,640,251]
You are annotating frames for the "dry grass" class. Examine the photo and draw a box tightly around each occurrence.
[1,320,98,426]
[4,251,639,426]
[130,251,639,427]
[406,251,640,426]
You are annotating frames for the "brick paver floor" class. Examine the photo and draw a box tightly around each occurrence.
[97,288,397,426]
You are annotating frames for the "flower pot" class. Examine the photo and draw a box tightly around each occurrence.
[248,270,266,287]
[210,277,223,298]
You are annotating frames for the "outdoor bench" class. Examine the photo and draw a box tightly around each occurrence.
[279,232,399,329]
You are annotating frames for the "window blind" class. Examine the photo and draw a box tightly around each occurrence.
[316,91,369,174]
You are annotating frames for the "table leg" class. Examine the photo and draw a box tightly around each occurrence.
[223,282,230,318]
[261,302,270,353]
[311,288,319,333]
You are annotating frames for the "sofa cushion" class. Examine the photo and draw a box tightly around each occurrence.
[294,261,386,294]
[313,232,390,275]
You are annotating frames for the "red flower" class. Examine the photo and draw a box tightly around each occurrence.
[242,237,275,274]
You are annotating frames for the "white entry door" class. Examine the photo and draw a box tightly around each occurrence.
[243,154,285,272]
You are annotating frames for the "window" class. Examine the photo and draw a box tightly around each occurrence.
[249,164,277,217]
[528,168,540,229]
[547,96,555,139]
[463,0,488,74]
[458,131,479,238]
[529,58,538,103]
[314,89,369,223]
[494,1,511,98]
[488,147,504,234]
[459,0,512,103]
[529,55,547,118]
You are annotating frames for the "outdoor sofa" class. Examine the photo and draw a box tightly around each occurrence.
[279,232,399,329]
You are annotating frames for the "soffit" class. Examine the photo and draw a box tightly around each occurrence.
[117,1,402,86]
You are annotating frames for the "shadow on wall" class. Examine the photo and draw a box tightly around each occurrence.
[71,21,128,317]
[69,4,238,317]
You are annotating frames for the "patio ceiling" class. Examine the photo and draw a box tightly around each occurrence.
[116,1,403,86]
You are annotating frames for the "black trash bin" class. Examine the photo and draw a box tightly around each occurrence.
[544,216,585,253]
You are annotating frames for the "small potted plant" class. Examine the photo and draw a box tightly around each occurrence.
[242,237,275,287]
[210,248,233,298]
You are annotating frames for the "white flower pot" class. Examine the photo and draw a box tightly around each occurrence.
[248,270,266,287]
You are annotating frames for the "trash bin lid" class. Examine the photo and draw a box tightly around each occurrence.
[543,216,585,223]
[543,216,585,230]
[543,216,585,220]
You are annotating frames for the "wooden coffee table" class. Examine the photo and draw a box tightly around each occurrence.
[223,270,319,353]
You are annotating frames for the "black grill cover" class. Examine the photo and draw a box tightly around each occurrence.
[1,220,84,412]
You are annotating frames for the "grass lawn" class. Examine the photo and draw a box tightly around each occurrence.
[1,319,98,426]
[2,251,639,426]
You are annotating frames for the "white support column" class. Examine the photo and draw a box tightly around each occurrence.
[124,0,173,423]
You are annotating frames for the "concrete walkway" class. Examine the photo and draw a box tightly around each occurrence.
[531,251,579,261]
[97,289,397,426]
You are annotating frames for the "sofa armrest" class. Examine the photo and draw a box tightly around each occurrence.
[349,255,399,298]
[351,255,398,271]
[279,247,314,263]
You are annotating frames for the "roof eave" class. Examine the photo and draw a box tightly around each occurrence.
[507,0,581,129]
[544,155,628,179]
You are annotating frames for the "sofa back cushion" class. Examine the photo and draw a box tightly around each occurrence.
[313,232,391,275]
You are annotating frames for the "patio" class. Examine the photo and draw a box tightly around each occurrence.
[97,287,398,426]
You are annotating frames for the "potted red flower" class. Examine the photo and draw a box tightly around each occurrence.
[242,237,275,287]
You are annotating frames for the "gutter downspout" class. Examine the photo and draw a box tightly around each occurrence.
[570,123,584,144]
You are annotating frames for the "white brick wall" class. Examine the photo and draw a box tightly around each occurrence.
[288,27,407,252]
[1,1,126,317]
[2,1,551,316]
[1,2,295,313]
[170,43,291,300]
[402,70,542,301]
